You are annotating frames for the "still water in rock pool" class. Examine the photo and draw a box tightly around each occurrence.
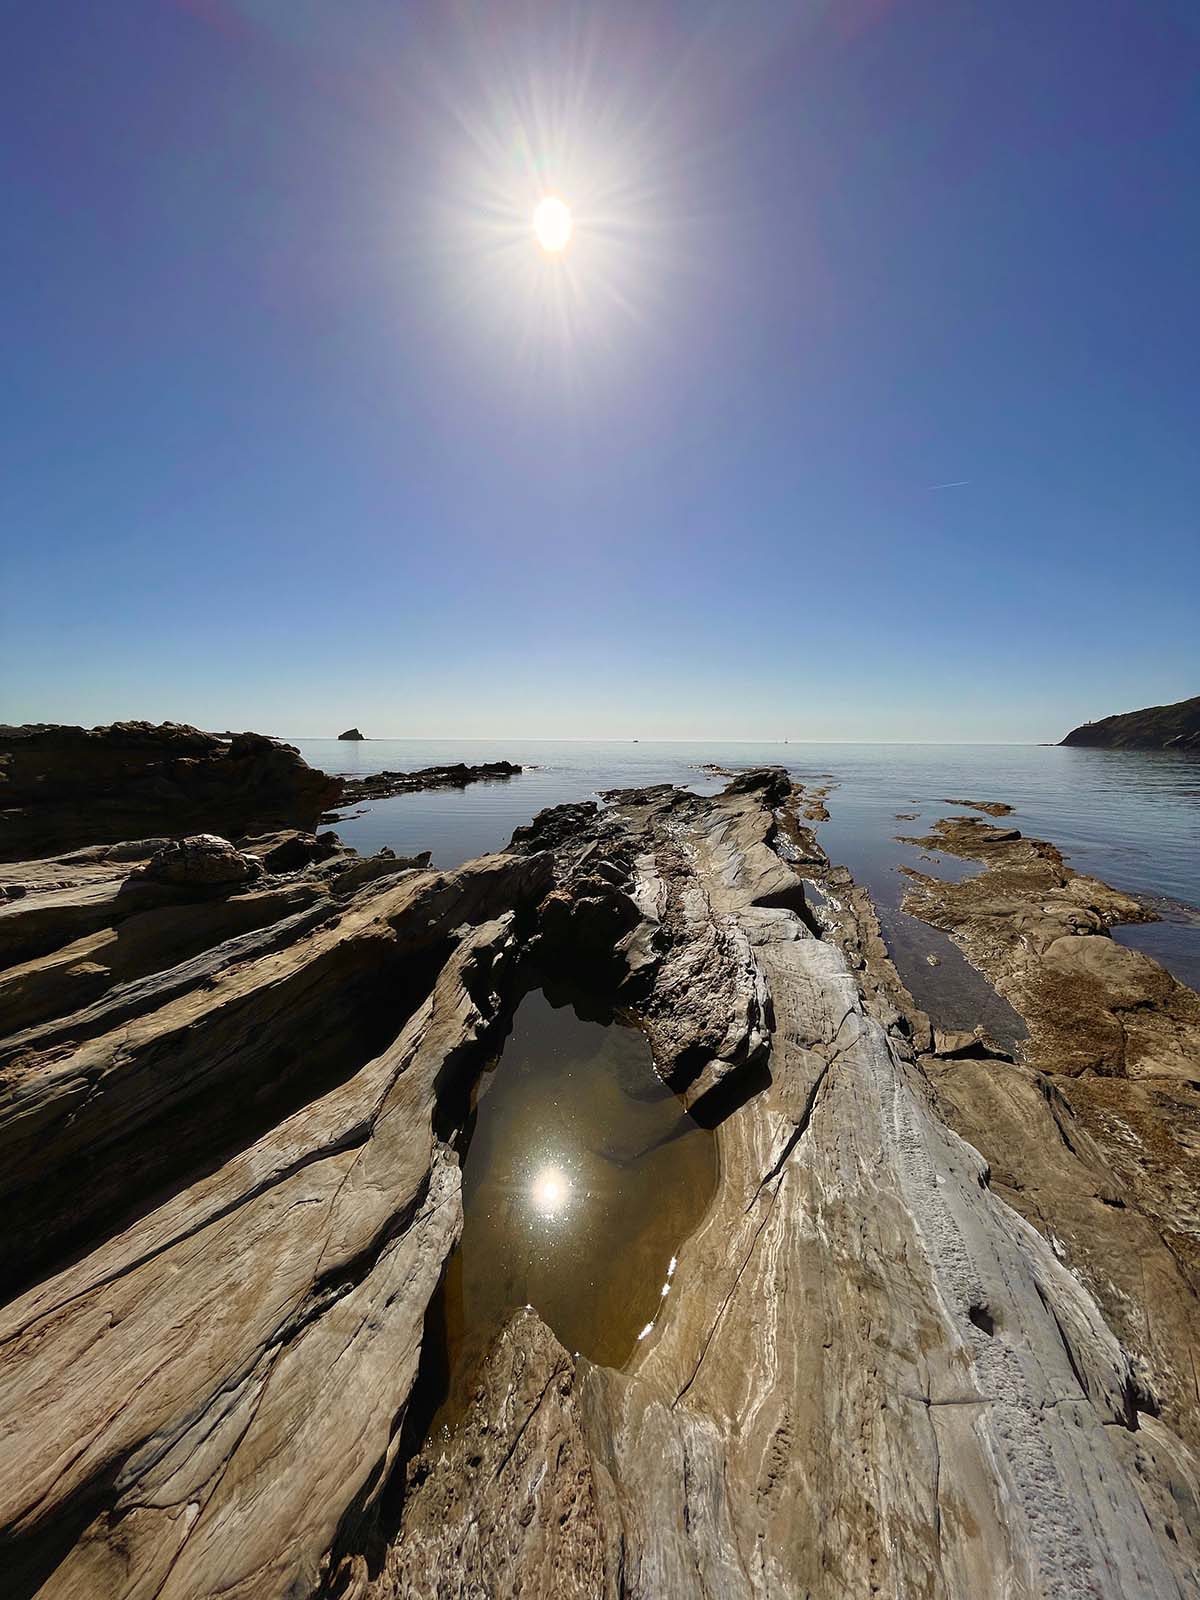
[422,983,716,1427]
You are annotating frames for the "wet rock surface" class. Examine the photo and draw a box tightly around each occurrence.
[939,797,1015,816]
[1,762,1198,1598]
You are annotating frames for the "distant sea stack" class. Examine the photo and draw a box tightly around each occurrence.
[337,727,366,741]
[1060,694,1200,750]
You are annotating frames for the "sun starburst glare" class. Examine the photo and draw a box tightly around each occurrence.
[533,195,572,254]
[422,8,693,382]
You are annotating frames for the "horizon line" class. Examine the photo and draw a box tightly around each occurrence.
[279,734,1057,746]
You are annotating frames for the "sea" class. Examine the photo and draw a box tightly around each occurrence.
[291,738,1200,1007]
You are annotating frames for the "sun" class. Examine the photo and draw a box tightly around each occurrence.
[533,195,572,255]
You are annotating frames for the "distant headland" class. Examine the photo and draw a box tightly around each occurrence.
[1060,693,1200,750]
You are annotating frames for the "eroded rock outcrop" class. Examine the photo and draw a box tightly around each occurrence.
[378,774,1200,1598]
[900,812,1200,1462]
[1,770,1197,1599]
[0,722,343,860]
[333,760,522,812]
[0,840,551,1597]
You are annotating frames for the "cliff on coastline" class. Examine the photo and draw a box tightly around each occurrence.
[1060,693,1200,749]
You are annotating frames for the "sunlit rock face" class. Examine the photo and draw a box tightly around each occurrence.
[1,761,1197,1600]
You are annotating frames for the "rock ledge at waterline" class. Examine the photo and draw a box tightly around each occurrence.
[0,748,1197,1597]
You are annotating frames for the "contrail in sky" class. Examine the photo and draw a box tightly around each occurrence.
[928,480,970,489]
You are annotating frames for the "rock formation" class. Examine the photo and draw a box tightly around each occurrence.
[899,812,1200,1468]
[338,728,366,740]
[1060,694,1200,749]
[0,723,343,861]
[1,765,1197,1598]
[331,760,522,812]
[939,797,1014,816]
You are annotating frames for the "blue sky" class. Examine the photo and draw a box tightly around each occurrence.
[2,0,1197,741]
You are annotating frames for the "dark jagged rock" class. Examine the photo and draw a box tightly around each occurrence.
[940,797,1015,816]
[239,828,343,874]
[0,722,343,861]
[720,763,793,803]
[332,760,522,811]
[1061,693,1200,749]
[338,727,366,740]
[508,799,599,852]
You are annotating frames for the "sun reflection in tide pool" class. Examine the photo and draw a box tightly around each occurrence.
[530,1163,571,1217]
[427,984,717,1429]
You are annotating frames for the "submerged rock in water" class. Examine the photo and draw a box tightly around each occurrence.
[1,763,1198,1598]
[939,796,1015,816]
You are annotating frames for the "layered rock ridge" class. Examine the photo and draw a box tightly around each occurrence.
[900,812,1200,1468]
[0,832,551,1597]
[369,775,1198,1598]
[0,771,1195,1598]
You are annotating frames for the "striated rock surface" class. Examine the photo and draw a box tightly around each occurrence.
[1061,694,1200,750]
[2,767,1198,1598]
[0,722,342,860]
[900,811,1200,1461]
[0,838,552,1597]
[378,774,1200,1598]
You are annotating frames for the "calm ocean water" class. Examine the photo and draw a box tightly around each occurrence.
[292,739,1200,998]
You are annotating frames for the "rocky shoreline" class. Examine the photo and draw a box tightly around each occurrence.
[327,759,522,817]
[899,811,1200,1459]
[1,734,1198,1597]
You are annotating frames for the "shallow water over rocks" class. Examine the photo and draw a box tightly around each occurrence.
[294,738,1200,996]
